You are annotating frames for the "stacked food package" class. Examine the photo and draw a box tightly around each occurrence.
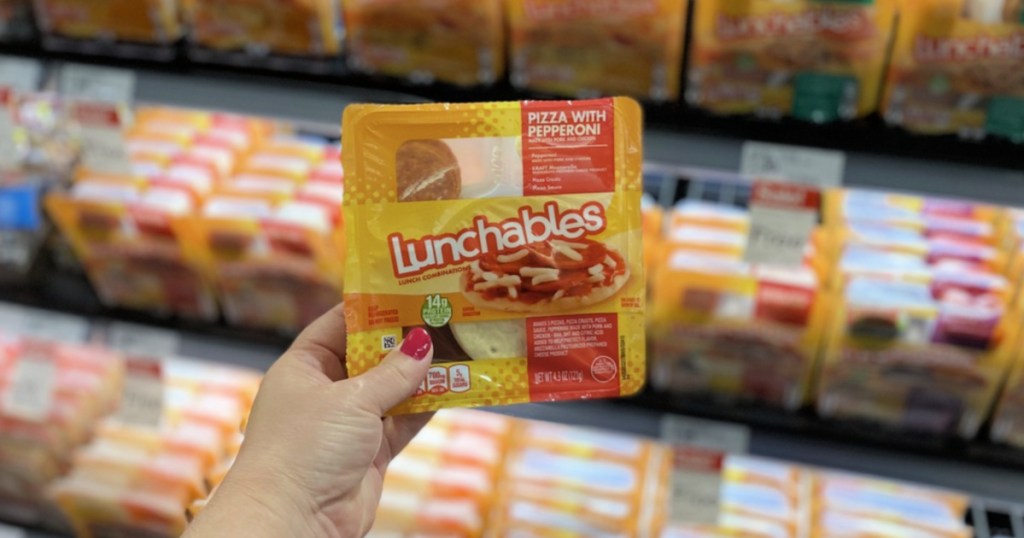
[194,136,344,333]
[648,198,830,409]
[884,0,1024,142]
[184,0,343,58]
[45,107,273,321]
[489,420,671,536]
[0,336,122,532]
[50,357,259,537]
[989,210,1024,447]
[0,0,33,41]
[687,0,897,122]
[664,455,973,538]
[506,0,687,101]
[818,189,1020,437]
[368,410,511,537]
[343,0,504,86]
[32,0,183,45]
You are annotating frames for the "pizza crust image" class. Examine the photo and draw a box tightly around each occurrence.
[396,140,462,202]
[450,319,527,360]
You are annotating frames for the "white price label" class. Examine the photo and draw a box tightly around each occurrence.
[74,102,132,176]
[668,446,724,526]
[60,64,136,105]
[741,141,845,187]
[0,56,42,93]
[115,357,164,428]
[3,352,57,422]
[0,303,90,343]
[107,322,180,358]
[743,182,820,268]
[0,88,16,171]
[661,415,750,454]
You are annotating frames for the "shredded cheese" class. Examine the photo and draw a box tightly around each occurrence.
[552,290,566,301]
[470,260,482,275]
[588,274,605,283]
[531,274,559,286]
[508,287,518,299]
[552,242,584,261]
[497,250,529,263]
[521,267,559,278]
[473,275,522,291]
[482,272,499,282]
[588,264,604,276]
[603,256,617,268]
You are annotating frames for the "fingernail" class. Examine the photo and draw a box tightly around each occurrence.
[400,328,432,361]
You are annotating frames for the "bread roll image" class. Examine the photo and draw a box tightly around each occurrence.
[396,140,462,202]
[451,319,527,360]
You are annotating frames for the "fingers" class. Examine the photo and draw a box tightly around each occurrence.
[342,328,433,416]
[384,412,436,458]
[284,303,348,381]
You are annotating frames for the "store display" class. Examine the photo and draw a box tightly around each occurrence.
[343,0,504,87]
[32,0,183,45]
[884,0,1024,142]
[342,97,646,413]
[184,0,343,58]
[649,197,830,409]
[817,189,1021,437]
[506,0,687,101]
[687,0,897,122]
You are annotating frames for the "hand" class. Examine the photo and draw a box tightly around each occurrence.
[185,305,434,538]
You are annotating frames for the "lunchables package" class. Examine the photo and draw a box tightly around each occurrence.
[818,189,1020,437]
[884,0,1024,141]
[33,0,183,44]
[506,0,687,101]
[342,98,646,413]
[185,0,343,57]
[688,0,897,122]
[343,0,504,86]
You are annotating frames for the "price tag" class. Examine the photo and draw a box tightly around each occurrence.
[3,351,57,422]
[0,87,16,171]
[73,102,132,176]
[60,64,136,105]
[115,357,165,428]
[0,303,90,343]
[107,322,180,358]
[743,181,820,268]
[0,56,43,93]
[741,141,845,187]
[667,446,724,526]
[661,415,750,454]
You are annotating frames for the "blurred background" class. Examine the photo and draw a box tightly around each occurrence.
[2,0,1024,536]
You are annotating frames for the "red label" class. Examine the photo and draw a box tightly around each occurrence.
[755,281,815,325]
[521,99,616,196]
[72,102,122,127]
[125,357,162,378]
[527,314,620,402]
[751,181,820,210]
[672,446,725,472]
[0,87,12,107]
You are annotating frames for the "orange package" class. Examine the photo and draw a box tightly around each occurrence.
[506,0,687,101]
[185,0,342,57]
[688,0,897,122]
[344,0,505,86]
[33,0,183,44]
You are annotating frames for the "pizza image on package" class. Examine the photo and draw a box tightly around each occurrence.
[342,98,646,413]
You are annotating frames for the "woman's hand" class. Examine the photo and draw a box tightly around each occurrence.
[185,305,434,538]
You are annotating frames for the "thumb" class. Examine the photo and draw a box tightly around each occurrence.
[343,328,434,416]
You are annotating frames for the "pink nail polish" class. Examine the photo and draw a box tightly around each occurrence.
[400,328,432,361]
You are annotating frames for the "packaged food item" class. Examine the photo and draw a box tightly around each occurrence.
[884,0,1024,142]
[185,0,343,57]
[818,188,1019,437]
[506,0,687,101]
[343,0,504,86]
[342,98,646,413]
[0,0,34,41]
[33,0,183,44]
[688,0,897,122]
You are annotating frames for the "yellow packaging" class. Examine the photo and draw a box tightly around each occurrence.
[185,0,342,57]
[33,0,183,44]
[343,0,505,86]
[689,0,897,121]
[884,0,1024,141]
[649,249,829,409]
[506,0,687,101]
[343,98,646,413]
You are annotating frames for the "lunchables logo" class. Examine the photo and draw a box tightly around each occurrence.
[388,202,607,278]
[914,33,1024,63]
[716,8,872,41]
